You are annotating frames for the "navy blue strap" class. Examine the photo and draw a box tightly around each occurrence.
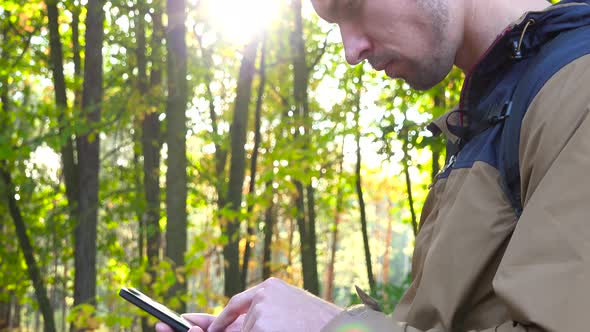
[500,25,590,217]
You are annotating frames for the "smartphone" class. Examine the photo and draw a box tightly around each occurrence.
[119,287,192,332]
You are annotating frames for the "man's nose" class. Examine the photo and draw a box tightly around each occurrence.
[340,24,371,65]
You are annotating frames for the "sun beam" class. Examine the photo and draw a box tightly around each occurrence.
[204,0,280,43]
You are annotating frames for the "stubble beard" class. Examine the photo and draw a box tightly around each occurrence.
[406,0,455,91]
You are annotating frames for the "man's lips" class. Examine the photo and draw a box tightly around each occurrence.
[373,62,389,71]
[371,59,397,77]
[385,61,397,77]
[371,60,391,71]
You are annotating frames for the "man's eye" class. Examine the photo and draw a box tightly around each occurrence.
[339,0,362,19]
[344,0,361,10]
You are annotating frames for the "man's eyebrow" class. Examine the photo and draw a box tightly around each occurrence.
[318,0,359,23]
[319,0,339,22]
[327,0,339,12]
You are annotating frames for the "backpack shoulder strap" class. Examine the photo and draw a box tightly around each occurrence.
[500,25,590,217]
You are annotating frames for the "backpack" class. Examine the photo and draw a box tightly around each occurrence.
[500,23,590,217]
[449,20,590,218]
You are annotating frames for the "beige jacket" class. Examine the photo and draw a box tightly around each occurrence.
[321,33,590,332]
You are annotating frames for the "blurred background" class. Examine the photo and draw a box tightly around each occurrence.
[0,0,465,330]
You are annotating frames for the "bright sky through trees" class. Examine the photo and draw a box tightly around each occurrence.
[203,0,281,43]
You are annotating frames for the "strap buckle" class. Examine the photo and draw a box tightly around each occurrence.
[488,101,513,124]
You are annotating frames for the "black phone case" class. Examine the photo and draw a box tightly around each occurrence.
[119,287,192,332]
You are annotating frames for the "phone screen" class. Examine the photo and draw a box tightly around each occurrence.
[119,287,192,332]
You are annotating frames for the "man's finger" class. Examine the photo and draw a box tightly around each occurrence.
[225,314,246,332]
[181,313,216,329]
[155,322,175,332]
[155,314,213,332]
[240,290,267,332]
[241,312,256,332]
[208,286,264,332]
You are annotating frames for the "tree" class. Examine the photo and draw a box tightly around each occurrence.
[165,0,188,310]
[47,0,78,215]
[241,35,267,290]
[261,181,275,281]
[291,0,319,295]
[133,0,164,329]
[1,169,57,332]
[353,68,376,294]
[324,139,345,301]
[73,0,104,329]
[0,44,56,329]
[223,38,259,297]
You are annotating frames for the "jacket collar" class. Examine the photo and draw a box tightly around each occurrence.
[475,0,590,79]
[429,0,590,142]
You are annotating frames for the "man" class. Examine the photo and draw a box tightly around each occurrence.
[157,0,590,330]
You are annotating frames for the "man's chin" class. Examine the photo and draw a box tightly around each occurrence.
[402,71,447,91]
[407,80,440,91]
[384,73,437,91]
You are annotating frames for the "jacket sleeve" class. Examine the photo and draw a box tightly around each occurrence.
[322,55,590,332]
[321,305,528,332]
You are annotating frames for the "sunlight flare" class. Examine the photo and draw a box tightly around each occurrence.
[204,0,280,43]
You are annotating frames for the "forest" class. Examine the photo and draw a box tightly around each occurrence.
[1,0,466,331]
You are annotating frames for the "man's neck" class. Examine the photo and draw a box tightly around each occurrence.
[455,0,551,72]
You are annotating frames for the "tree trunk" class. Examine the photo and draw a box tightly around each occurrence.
[241,36,266,290]
[70,18,82,319]
[165,0,188,310]
[200,40,229,291]
[8,291,21,331]
[62,261,68,332]
[147,0,164,272]
[431,94,443,180]
[287,217,295,269]
[293,180,310,277]
[35,309,40,332]
[135,0,148,222]
[261,182,274,280]
[223,38,258,297]
[305,183,319,288]
[325,143,344,301]
[135,141,145,262]
[1,170,57,332]
[402,132,419,238]
[291,0,319,296]
[140,0,163,326]
[324,196,341,301]
[382,199,394,284]
[71,3,82,87]
[9,293,19,331]
[51,221,59,323]
[0,218,8,329]
[47,0,79,212]
[0,54,10,329]
[0,293,7,330]
[205,78,227,211]
[73,0,103,329]
[47,6,78,329]
[353,73,375,295]
[150,1,163,88]
[199,43,227,212]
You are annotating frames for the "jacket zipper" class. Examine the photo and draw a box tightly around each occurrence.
[430,154,457,188]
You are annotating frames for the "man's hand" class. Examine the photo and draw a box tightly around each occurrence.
[154,313,245,332]
[208,277,342,332]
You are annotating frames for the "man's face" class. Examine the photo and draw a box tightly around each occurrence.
[312,0,458,90]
